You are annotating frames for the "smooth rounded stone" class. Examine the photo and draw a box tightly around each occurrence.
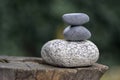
[62,13,89,25]
[41,39,99,67]
[63,26,91,41]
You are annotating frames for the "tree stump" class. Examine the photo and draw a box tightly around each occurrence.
[0,56,108,80]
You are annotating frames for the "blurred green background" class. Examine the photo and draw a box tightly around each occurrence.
[0,0,120,79]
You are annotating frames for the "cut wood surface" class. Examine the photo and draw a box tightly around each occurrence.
[0,56,108,80]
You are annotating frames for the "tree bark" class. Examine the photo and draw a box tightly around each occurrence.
[0,56,108,80]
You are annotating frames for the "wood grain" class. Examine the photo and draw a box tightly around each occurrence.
[0,56,108,80]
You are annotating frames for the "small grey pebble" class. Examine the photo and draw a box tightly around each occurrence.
[62,13,89,25]
[41,39,99,67]
[63,26,91,41]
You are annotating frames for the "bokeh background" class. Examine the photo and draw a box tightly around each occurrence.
[0,0,120,80]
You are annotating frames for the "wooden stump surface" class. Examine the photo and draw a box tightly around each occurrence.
[0,56,108,80]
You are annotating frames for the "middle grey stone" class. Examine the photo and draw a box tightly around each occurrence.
[63,26,91,41]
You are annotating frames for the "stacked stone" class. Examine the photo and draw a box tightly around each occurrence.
[63,13,91,41]
[41,13,99,67]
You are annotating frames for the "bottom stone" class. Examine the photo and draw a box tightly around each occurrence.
[41,39,99,67]
[0,56,108,80]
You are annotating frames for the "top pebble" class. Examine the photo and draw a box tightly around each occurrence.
[62,13,89,25]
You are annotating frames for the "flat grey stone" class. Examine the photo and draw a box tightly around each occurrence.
[41,39,99,67]
[63,26,91,40]
[62,13,89,25]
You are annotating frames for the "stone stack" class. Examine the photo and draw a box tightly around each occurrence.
[41,13,99,67]
[63,13,91,41]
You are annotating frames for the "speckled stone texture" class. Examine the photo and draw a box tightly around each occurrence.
[41,39,99,67]
[62,13,89,25]
[63,26,91,40]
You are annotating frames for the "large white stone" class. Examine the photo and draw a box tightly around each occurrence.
[41,39,99,67]
[62,13,89,25]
